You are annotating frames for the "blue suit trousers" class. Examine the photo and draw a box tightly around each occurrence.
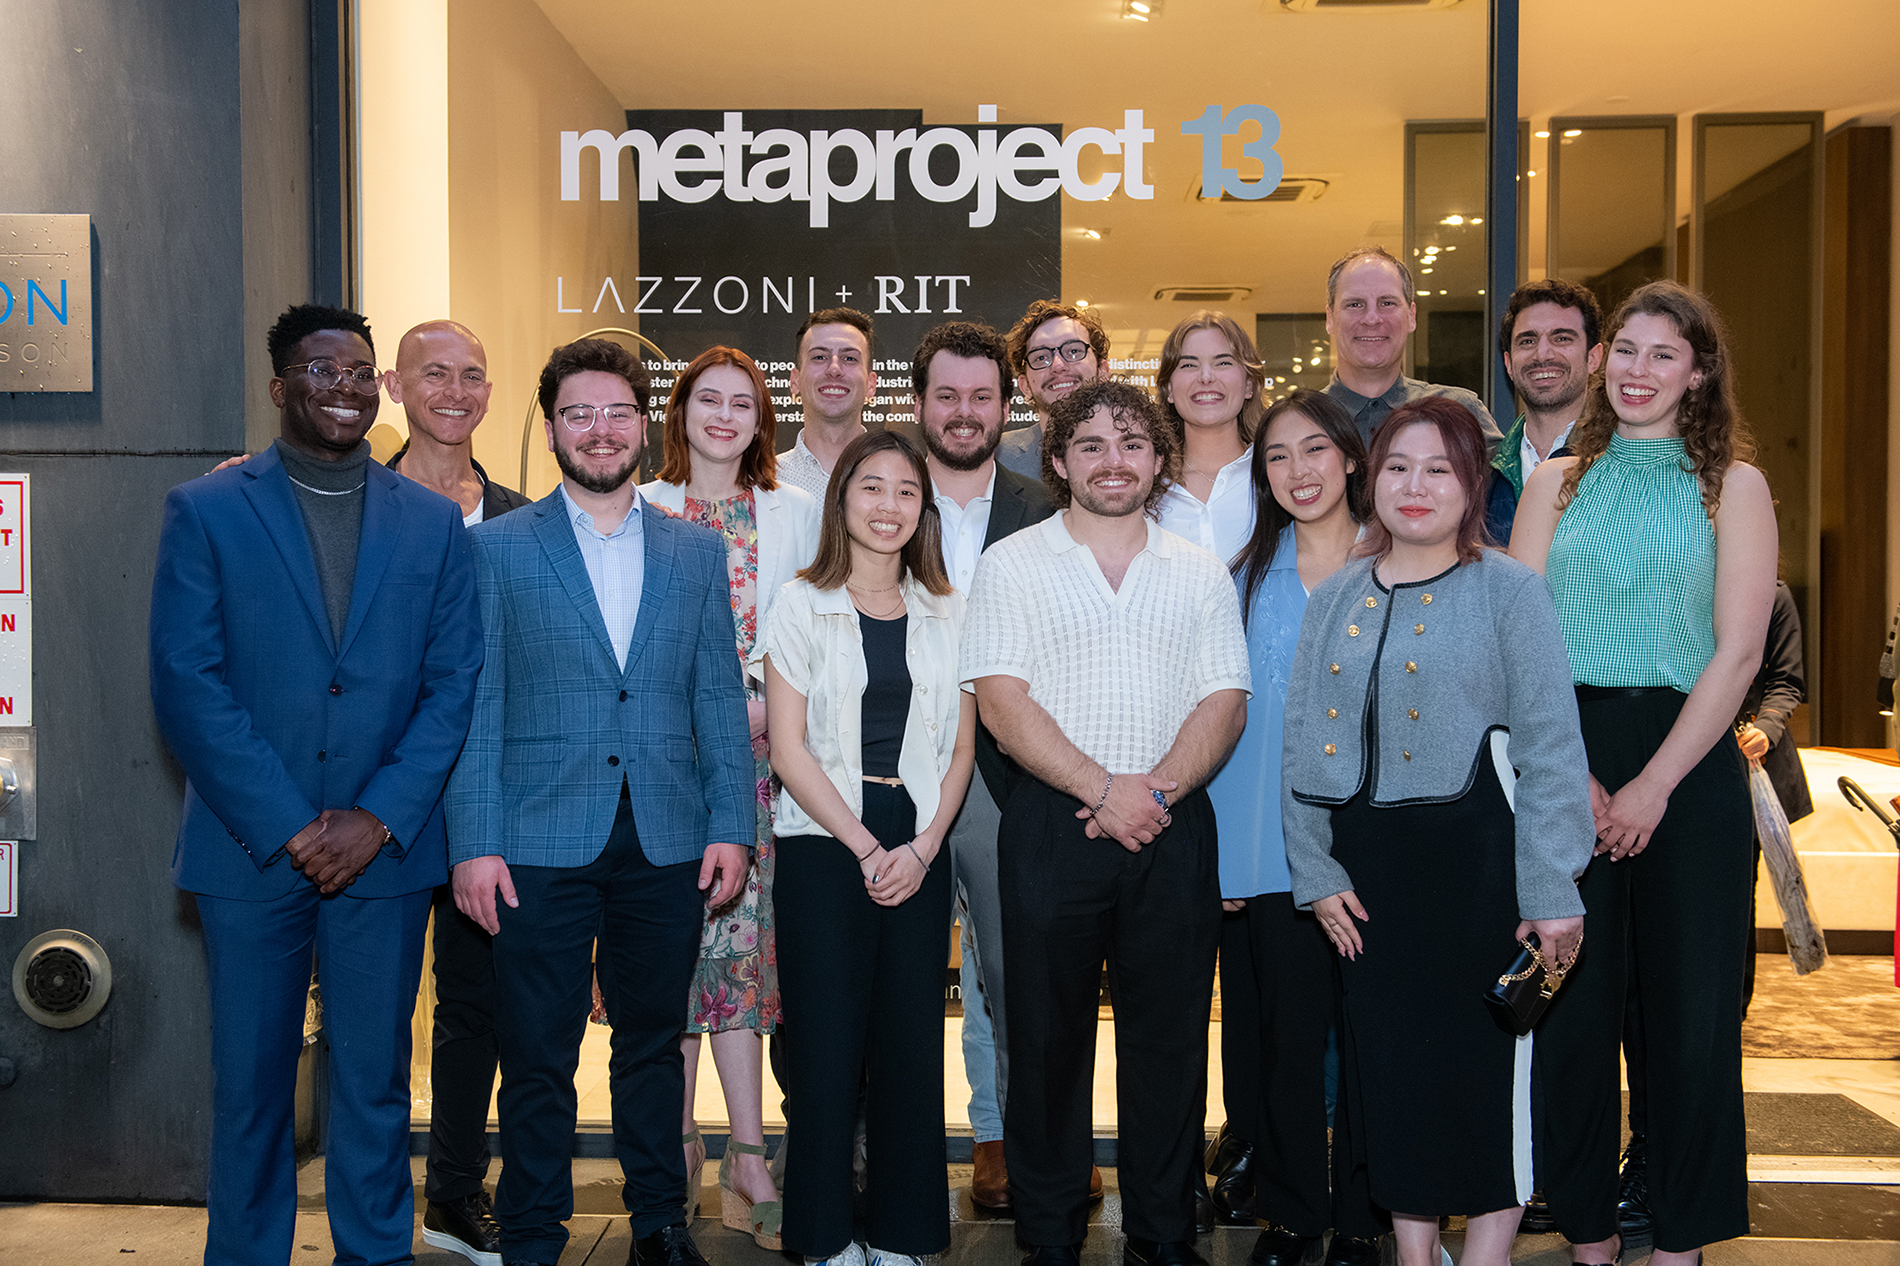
[198,885,432,1266]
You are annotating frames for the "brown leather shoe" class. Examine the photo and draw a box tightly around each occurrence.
[1088,1164,1104,1202]
[972,1140,1012,1209]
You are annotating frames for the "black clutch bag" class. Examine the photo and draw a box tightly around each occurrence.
[1484,931,1580,1036]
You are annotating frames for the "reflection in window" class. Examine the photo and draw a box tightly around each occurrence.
[1546,117,1676,318]
[1255,314,1331,401]
[1405,123,1491,394]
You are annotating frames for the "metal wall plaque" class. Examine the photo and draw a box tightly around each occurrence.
[0,215,92,392]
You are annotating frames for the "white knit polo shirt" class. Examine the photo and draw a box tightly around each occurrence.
[960,512,1251,774]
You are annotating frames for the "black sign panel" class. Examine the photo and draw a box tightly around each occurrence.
[624,108,1062,434]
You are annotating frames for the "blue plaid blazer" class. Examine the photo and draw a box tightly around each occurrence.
[445,492,754,868]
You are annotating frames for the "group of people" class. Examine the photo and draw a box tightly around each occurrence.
[150,242,1778,1266]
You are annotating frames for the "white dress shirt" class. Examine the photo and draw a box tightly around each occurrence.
[1156,447,1256,569]
[934,466,997,593]
[561,485,645,671]
[776,432,832,500]
[1522,420,1577,481]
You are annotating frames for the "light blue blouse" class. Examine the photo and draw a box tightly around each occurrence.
[1206,523,1307,899]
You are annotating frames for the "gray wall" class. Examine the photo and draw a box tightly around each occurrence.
[0,0,312,1200]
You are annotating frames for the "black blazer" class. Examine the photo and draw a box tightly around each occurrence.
[1739,580,1813,823]
[973,464,1056,803]
[387,445,533,522]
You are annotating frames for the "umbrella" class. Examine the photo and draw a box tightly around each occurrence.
[1751,757,1826,974]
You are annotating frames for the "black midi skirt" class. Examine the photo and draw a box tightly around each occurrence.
[1330,748,1533,1216]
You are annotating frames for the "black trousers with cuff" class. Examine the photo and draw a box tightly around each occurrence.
[1001,776,1221,1248]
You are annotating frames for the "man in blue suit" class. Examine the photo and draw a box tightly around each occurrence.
[150,303,484,1266]
[446,338,754,1266]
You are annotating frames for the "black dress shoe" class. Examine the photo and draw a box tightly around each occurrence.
[1518,1191,1556,1234]
[1125,1239,1206,1266]
[422,1191,503,1266]
[628,1223,709,1266]
[1206,1120,1252,1177]
[1321,1234,1382,1266]
[1022,1245,1083,1266]
[1192,1169,1218,1235]
[1250,1224,1320,1266]
[1210,1142,1256,1224]
[1617,1131,1653,1240]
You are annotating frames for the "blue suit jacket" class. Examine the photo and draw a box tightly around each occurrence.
[149,445,484,900]
[446,492,754,869]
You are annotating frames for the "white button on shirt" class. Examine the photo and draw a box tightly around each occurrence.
[1156,447,1256,569]
[561,485,645,671]
[934,467,997,593]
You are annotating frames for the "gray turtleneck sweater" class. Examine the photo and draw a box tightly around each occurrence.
[274,438,369,643]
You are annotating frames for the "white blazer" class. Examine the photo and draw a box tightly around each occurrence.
[639,478,823,679]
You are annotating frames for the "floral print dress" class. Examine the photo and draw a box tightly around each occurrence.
[683,489,780,1033]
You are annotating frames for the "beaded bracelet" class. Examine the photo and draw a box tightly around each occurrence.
[1092,773,1114,818]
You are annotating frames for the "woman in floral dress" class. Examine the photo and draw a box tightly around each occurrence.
[641,346,821,1248]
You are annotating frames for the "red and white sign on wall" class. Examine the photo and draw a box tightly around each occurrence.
[0,474,30,726]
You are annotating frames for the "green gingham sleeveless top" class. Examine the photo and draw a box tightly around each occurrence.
[1547,433,1716,691]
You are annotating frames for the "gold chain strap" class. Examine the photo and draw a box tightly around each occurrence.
[1497,933,1585,1000]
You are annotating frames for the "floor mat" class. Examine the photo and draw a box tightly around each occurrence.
[1743,1092,1900,1157]
[1743,953,1900,1058]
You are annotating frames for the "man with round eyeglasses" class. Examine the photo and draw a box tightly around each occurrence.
[447,337,755,1266]
[996,300,1112,480]
[150,302,484,1266]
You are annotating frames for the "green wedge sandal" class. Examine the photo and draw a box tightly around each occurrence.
[719,1139,783,1251]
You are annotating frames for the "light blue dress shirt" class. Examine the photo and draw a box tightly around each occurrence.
[1206,523,1307,899]
[561,485,645,671]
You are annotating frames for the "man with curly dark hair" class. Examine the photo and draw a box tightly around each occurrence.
[960,376,1248,1266]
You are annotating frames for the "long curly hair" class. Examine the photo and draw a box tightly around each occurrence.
[1557,281,1754,519]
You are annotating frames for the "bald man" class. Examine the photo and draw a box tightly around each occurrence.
[384,321,530,1266]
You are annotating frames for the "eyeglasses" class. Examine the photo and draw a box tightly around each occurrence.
[282,359,381,391]
[557,403,643,432]
[1024,340,1094,372]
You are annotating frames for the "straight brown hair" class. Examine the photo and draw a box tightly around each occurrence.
[799,430,953,596]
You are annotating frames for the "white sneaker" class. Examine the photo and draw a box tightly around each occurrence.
[806,1243,868,1266]
[867,1249,926,1266]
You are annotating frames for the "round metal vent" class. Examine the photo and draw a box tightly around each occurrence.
[12,930,112,1029]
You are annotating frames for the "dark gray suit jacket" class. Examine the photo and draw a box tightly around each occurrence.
[974,463,1056,802]
[387,445,533,522]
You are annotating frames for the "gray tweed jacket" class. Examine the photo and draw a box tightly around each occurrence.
[1281,549,1594,920]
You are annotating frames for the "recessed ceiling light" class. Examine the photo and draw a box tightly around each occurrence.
[1082,228,1103,240]
[1534,130,1550,139]
[1122,0,1160,17]
[1075,299,1090,308]
[1527,170,1538,177]
[1563,129,1583,138]
[1439,215,1465,226]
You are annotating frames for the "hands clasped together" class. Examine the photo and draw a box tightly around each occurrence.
[285,807,389,894]
[1076,771,1178,853]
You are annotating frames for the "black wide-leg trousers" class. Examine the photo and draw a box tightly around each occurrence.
[1534,688,1753,1253]
[1001,777,1220,1248]
[776,782,954,1258]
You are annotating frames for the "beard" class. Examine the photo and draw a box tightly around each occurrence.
[1068,470,1150,519]
[923,416,1002,472]
[1516,367,1587,414]
[554,434,641,495]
